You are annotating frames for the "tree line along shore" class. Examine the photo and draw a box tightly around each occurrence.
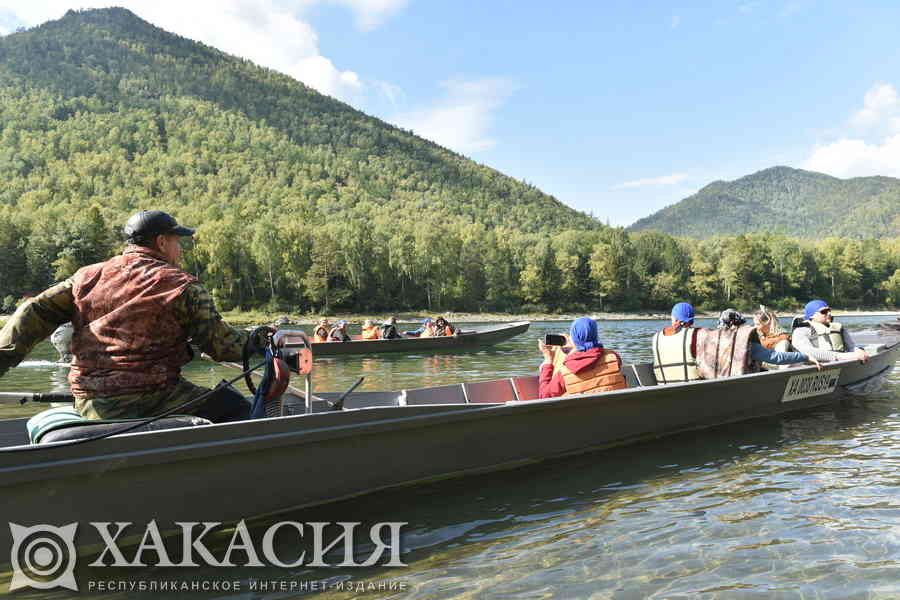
[1,208,898,320]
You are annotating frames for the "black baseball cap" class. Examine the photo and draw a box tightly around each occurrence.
[124,210,195,242]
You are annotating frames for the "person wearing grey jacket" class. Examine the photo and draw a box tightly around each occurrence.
[791,300,868,363]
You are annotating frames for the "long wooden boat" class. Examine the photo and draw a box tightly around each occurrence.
[0,334,897,572]
[310,320,530,356]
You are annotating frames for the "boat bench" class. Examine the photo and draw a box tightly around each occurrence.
[404,378,537,405]
[26,406,212,444]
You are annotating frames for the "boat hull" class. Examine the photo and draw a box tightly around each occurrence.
[0,340,896,570]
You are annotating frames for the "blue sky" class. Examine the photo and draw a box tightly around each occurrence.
[3,1,900,226]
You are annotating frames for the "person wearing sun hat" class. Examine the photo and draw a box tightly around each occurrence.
[651,302,703,384]
[538,317,627,398]
[791,300,868,363]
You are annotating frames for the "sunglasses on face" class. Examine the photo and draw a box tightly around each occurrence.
[818,308,831,315]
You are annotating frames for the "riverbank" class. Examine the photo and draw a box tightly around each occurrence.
[218,308,900,326]
[0,309,896,330]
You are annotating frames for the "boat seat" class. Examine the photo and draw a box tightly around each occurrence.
[624,363,658,387]
[27,406,212,445]
[463,379,516,403]
[510,376,541,401]
[404,384,467,405]
[282,391,401,413]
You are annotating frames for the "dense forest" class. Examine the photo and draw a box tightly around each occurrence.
[629,166,900,239]
[0,9,898,315]
[2,210,898,314]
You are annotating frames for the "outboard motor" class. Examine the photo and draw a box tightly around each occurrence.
[244,330,314,417]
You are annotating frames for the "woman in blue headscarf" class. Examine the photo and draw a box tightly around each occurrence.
[538,317,627,398]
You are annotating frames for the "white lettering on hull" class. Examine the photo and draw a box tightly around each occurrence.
[781,369,841,403]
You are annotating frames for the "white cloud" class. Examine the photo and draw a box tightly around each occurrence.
[803,82,900,178]
[392,78,519,154]
[805,136,900,178]
[0,0,405,101]
[613,173,689,189]
[331,0,408,31]
[849,82,900,131]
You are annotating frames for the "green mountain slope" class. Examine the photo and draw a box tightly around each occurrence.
[0,7,598,233]
[628,166,900,239]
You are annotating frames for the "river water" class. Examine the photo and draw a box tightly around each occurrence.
[3,317,899,599]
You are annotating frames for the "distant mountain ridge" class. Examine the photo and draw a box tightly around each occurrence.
[627,166,900,239]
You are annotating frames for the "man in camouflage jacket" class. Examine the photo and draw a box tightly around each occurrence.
[0,210,262,422]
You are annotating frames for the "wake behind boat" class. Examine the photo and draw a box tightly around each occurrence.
[310,321,530,356]
[0,331,896,571]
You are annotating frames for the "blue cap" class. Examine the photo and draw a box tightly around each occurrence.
[804,300,829,320]
[422,318,432,325]
[337,320,347,326]
[671,302,695,323]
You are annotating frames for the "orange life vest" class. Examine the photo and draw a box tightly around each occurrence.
[555,349,627,396]
[69,246,197,397]
[313,326,329,343]
[361,326,380,340]
[759,331,790,350]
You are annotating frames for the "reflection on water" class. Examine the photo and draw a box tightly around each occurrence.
[1,317,898,599]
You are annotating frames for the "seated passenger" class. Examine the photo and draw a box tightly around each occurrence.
[791,300,868,363]
[699,308,816,378]
[753,306,820,370]
[434,316,458,336]
[360,319,381,340]
[328,320,352,342]
[380,316,402,339]
[538,317,627,398]
[405,318,434,337]
[312,318,331,343]
[652,302,702,384]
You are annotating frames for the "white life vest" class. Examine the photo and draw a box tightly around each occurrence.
[807,320,845,352]
[652,327,700,384]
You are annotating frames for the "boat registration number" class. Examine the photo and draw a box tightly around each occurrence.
[781,369,841,403]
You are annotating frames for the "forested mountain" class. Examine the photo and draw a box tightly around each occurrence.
[0,9,898,314]
[628,167,900,239]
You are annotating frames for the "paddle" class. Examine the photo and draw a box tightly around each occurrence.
[0,392,75,405]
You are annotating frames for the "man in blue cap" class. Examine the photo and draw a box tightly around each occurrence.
[791,300,868,363]
[652,302,703,384]
[404,318,434,337]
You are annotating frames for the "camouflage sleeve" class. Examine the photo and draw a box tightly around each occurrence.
[176,284,249,362]
[0,280,75,377]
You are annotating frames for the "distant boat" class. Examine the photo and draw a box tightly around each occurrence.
[310,321,530,356]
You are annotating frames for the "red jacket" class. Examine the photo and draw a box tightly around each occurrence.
[539,347,621,398]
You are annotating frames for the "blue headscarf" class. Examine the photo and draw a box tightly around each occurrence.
[570,317,603,352]
[804,299,829,320]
